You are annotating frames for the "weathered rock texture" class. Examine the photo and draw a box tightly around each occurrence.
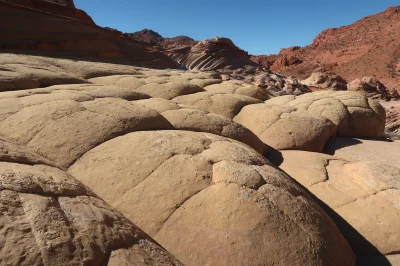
[69,130,355,266]
[301,72,348,91]
[0,52,360,266]
[264,91,386,138]
[274,138,400,264]
[262,6,400,92]
[0,138,183,266]
[347,76,400,100]
[166,37,253,71]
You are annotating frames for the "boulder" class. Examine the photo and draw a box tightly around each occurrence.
[234,103,337,152]
[301,72,348,91]
[69,130,355,266]
[347,77,400,100]
[265,91,386,138]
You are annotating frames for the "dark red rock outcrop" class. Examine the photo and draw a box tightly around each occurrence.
[125,29,197,50]
[3,0,95,24]
[0,1,177,69]
[262,6,400,92]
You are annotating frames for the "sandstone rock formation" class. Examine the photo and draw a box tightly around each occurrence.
[69,130,355,266]
[166,37,253,71]
[301,72,348,91]
[3,0,95,24]
[271,138,400,264]
[126,29,197,50]
[0,138,183,266]
[222,69,311,96]
[264,91,386,138]
[0,1,176,67]
[381,100,400,137]
[262,6,400,91]
[234,103,337,152]
[0,52,361,266]
[122,29,312,96]
[347,76,400,100]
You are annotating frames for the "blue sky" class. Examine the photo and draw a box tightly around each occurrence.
[75,0,399,55]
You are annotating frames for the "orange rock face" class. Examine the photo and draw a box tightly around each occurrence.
[262,6,400,92]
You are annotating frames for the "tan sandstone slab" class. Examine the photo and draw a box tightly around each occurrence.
[276,149,400,261]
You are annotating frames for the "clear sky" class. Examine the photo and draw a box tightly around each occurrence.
[74,0,399,55]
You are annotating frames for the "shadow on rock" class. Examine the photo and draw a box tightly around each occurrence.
[324,137,363,155]
[278,165,392,266]
[266,147,284,166]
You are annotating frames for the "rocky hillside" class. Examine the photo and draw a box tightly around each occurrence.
[0,0,176,68]
[3,0,95,24]
[125,29,197,49]
[257,6,400,91]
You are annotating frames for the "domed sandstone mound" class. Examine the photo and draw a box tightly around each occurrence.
[0,98,172,168]
[204,80,274,101]
[69,130,355,266]
[0,139,182,266]
[265,91,386,138]
[0,66,268,167]
[234,103,337,152]
[172,91,262,118]
[89,70,222,99]
[275,147,400,264]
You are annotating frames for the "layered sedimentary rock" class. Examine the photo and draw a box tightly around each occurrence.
[0,1,176,67]
[166,37,253,71]
[3,0,95,24]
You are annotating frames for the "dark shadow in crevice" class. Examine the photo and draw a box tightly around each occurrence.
[266,146,283,167]
[324,137,363,155]
[277,165,392,266]
[315,197,392,266]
